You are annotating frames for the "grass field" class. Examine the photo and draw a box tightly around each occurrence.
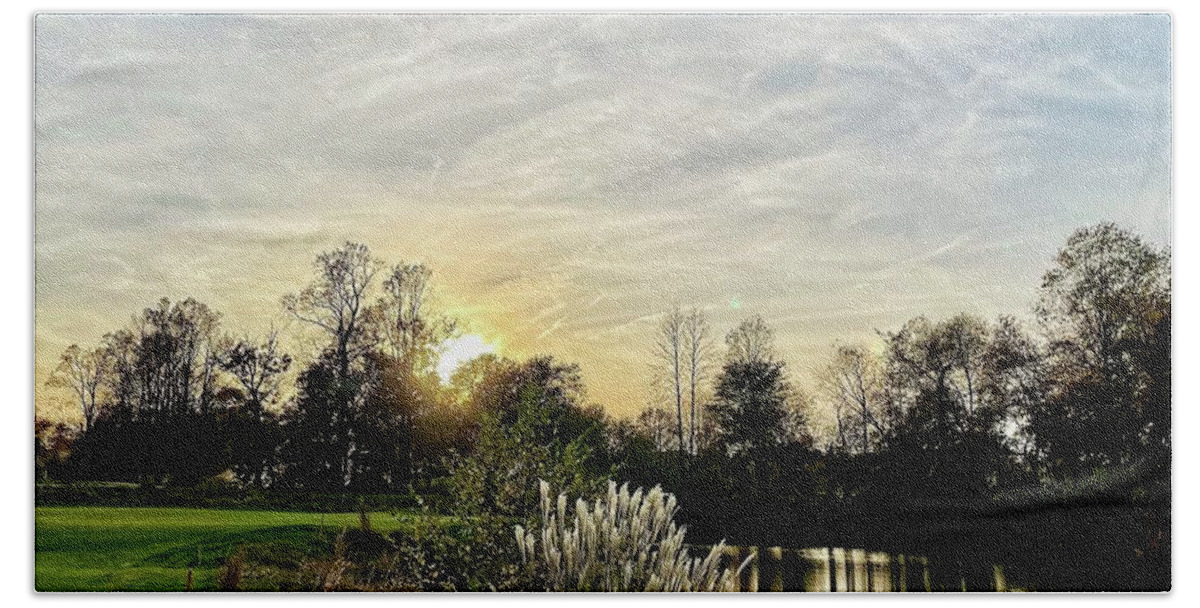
[35,506,422,592]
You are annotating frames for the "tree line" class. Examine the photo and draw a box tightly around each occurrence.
[638,223,1168,483]
[38,223,1169,558]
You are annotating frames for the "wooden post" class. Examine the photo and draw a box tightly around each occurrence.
[829,548,837,592]
[765,547,783,592]
[747,546,759,592]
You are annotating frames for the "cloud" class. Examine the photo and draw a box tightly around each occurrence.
[35,13,1171,419]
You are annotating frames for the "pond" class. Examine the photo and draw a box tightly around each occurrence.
[718,546,1015,592]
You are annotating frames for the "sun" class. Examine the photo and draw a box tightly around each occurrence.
[437,334,498,383]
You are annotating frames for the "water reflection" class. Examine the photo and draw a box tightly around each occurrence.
[716,546,1012,592]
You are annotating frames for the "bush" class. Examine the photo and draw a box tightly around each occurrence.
[515,480,752,591]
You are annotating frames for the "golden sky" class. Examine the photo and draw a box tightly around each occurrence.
[34,14,1172,424]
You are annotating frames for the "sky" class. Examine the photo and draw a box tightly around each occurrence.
[33,13,1172,425]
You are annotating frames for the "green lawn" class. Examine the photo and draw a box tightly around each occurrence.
[35,506,422,592]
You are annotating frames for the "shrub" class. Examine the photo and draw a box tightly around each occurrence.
[515,480,752,591]
[385,507,529,591]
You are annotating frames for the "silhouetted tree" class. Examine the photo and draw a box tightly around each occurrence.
[219,329,292,416]
[710,359,791,457]
[1033,223,1171,476]
[373,262,457,480]
[821,344,886,454]
[979,316,1047,472]
[283,242,379,378]
[469,355,594,445]
[124,297,223,419]
[449,355,610,518]
[47,344,112,432]
[279,351,362,490]
[64,298,230,485]
[218,330,292,487]
[277,349,426,491]
[35,418,77,481]
[878,315,1018,498]
[683,308,714,455]
[724,315,776,366]
[634,406,676,452]
[710,317,796,458]
[376,262,457,374]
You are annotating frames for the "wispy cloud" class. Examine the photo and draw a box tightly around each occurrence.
[35,13,1171,418]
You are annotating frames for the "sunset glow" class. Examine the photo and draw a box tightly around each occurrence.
[34,14,1171,422]
[437,334,497,384]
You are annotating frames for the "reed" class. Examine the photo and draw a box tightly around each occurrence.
[515,480,752,591]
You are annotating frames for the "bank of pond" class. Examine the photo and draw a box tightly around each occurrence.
[35,502,1166,592]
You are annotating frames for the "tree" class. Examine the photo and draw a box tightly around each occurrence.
[126,297,223,418]
[283,242,379,377]
[67,298,229,485]
[377,262,457,376]
[683,308,714,455]
[449,355,609,519]
[711,316,791,457]
[218,329,292,417]
[724,315,776,366]
[878,315,1017,497]
[710,360,791,457]
[468,355,598,448]
[979,316,1047,472]
[279,242,390,489]
[218,330,292,487]
[35,417,77,481]
[634,406,676,453]
[880,314,992,436]
[353,351,422,490]
[820,345,885,454]
[1037,223,1170,382]
[653,306,686,459]
[1033,223,1171,475]
[375,262,459,481]
[47,344,112,432]
[279,351,363,490]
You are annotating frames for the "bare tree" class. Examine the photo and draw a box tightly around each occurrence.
[682,308,714,455]
[47,344,111,432]
[725,315,776,366]
[283,242,379,377]
[653,306,686,459]
[821,345,885,454]
[377,262,457,377]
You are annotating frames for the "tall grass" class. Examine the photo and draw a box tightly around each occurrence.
[515,480,752,591]
[216,548,244,591]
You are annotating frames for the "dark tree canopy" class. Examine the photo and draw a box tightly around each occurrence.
[1032,223,1171,476]
[710,359,791,456]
